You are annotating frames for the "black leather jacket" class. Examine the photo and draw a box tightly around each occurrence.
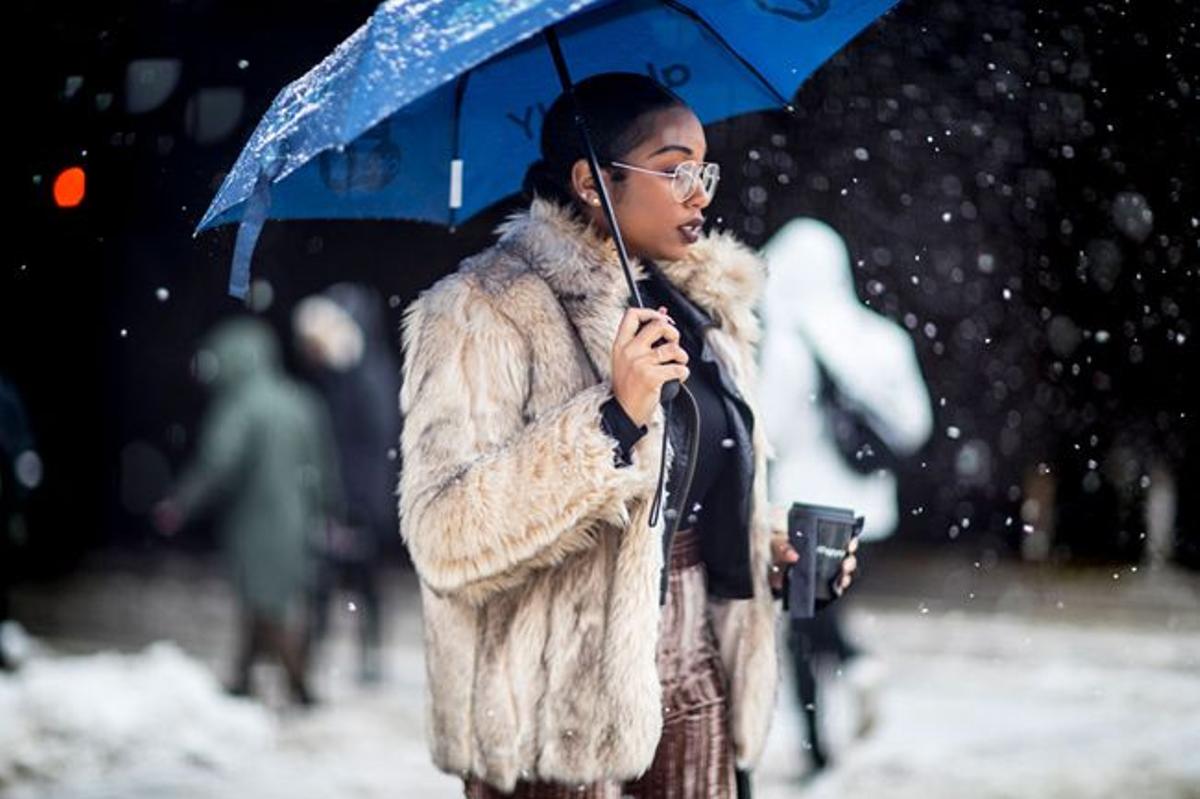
[642,266,757,601]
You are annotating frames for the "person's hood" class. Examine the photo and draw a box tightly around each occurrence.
[194,317,281,391]
[323,283,387,344]
[292,283,390,373]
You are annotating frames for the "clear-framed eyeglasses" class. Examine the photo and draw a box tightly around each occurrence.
[608,159,721,203]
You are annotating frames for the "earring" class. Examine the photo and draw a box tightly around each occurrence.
[590,196,600,206]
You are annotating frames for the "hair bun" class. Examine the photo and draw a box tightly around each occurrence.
[522,158,575,205]
[521,159,551,197]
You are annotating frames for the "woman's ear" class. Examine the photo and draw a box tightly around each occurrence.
[570,158,600,206]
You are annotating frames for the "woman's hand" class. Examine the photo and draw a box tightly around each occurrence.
[768,533,799,594]
[152,498,184,537]
[768,534,860,596]
[833,536,859,596]
[611,306,690,427]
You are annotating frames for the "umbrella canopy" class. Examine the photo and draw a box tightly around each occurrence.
[198,0,899,296]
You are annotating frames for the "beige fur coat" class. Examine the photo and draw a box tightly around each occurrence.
[399,197,778,791]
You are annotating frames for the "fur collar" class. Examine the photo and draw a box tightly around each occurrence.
[494,198,766,363]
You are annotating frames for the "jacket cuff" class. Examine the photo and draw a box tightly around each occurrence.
[599,397,648,468]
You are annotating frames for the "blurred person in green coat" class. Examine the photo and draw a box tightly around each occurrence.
[155,317,340,705]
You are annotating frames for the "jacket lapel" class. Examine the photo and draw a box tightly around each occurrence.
[495,199,640,384]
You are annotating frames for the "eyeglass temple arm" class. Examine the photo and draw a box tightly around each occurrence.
[610,161,672,178]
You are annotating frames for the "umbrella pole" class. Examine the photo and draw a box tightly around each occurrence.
[542,26,687,532]
[543,27,645,309]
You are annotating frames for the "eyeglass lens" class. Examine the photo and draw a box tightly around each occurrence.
[672,162,720,201]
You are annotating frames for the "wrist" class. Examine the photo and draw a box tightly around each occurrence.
[600,396,648,468]
[613,394,649,428]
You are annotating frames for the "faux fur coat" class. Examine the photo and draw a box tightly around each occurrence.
[398,197,778,791]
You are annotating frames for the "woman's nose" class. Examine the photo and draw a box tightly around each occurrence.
[688,182,713,209]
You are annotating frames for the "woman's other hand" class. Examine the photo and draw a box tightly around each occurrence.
[834,536,859,596]
[769,532,860,596]
[769,533,799,594]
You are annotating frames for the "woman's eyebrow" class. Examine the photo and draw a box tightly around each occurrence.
[647,144,694,157]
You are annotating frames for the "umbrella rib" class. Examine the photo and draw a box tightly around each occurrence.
[655,0,792,110]
[448,72,470,229]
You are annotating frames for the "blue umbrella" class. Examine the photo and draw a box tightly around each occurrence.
[197,0,900,299]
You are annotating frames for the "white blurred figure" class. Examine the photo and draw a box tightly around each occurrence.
[759,218,933,771]
[761,218,933,540]
[1144,460,1177,572]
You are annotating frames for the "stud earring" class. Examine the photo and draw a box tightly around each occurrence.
[590,196,600,206]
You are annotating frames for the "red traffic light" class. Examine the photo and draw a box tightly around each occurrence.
[54,167,87,208]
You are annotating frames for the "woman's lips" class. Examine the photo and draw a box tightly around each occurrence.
[678,221,702,244]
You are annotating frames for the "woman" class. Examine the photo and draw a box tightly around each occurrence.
[399,73,856,797]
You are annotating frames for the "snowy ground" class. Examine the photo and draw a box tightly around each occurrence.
[4,552,1199,799]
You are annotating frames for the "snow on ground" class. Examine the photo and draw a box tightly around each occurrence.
[0,636,448,799]
[4,561,1199,798]
[0,642,274,798]
[757,611,1200,799]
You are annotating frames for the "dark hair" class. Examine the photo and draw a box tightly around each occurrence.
[522,72,686,208]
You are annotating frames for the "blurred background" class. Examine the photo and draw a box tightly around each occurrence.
[3,0,1198,797]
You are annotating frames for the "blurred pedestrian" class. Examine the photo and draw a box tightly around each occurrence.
[154,317,340,706]
[293,283,401,683]
[0,374,42,671]
[760,219,932,771]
